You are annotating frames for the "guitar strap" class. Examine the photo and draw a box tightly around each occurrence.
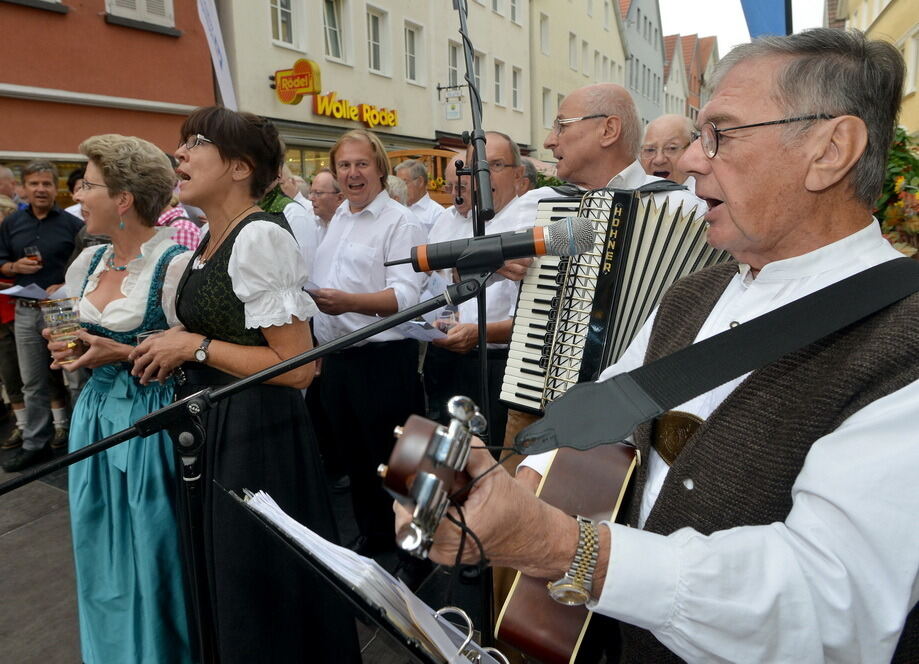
[516,257,919,454]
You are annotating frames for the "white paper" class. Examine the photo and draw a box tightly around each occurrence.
[397,320,448,342]
[0,283,51,300]
[241,490,501,663]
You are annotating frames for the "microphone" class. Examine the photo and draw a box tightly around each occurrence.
[385,216,595,273]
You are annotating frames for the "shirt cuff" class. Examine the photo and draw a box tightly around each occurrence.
[589,523,680,632]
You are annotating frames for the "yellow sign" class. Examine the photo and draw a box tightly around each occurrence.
[312,91,399,129]
[274,59,321,105]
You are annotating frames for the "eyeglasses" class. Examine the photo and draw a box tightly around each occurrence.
[443,183,468,194]
[181,134,215,151]
[308,190,340,197]
[487,159,515,173]
[640,144,690,160]
[551,114,609,134]
[690,114,836,159]
[78,180,108,192]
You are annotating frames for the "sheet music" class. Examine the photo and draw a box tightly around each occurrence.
[242,490,502,663]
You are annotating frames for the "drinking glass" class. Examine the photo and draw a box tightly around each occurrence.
[40,297,81,364]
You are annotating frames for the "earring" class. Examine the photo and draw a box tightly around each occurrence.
[118,219,125,230]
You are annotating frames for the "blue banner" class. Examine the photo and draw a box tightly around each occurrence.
[740,0,791,37]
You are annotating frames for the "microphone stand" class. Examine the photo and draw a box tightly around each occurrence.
[0,275,490,664]
[452,0,497,645]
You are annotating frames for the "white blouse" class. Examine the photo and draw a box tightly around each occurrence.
[65,228,191,331]
[191,218,318,329]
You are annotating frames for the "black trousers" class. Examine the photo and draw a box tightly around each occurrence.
[423,345,509,450]
[319,339,424,548]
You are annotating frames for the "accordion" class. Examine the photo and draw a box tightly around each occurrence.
[500,186,729,415]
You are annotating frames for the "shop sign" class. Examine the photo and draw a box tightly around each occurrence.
[274,59,321,105]
[312,91,399,129]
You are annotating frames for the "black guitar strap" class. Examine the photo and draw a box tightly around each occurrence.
[517,257,919,454]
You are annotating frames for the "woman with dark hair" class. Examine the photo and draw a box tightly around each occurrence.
[130,107,358,662]
[49,134,193,663]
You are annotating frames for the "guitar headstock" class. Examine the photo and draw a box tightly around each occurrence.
[379,395,485,559]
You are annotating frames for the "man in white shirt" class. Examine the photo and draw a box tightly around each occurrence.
[311,129,426,556]
[306,168,343,247]
[395,159,445,232]
[424,133,525,444]
[399,29,919,662]
[639,114,696,193]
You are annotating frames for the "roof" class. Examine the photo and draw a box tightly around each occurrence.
[663,34,680,81]
[698,36,717,68]
[619,0,631,20]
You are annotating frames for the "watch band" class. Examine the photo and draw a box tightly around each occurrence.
[195,337,212,363]
[547,515,600,606]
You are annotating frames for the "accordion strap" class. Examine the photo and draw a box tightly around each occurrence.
[516,257,919,454]
[635,179,688,193]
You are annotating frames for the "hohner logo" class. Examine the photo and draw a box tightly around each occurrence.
[603,202,625,273]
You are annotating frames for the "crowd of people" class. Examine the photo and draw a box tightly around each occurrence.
[0,25,915,664]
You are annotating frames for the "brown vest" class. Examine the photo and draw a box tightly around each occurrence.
[614,262,919,663]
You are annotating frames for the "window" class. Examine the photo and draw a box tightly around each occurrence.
[587,0,593,16]
[581,40,588,75]
[604,1,610,30]
[594,50,600,81]
[557,93,565,115]
[491,0,502,14]
[542,87,552,128]
[510,0,519,23]
[602,55,609,82]
[270,0,294,45]
[540,14,549,54]
[474,52,485,100]
[494,60,505,105]
[512,67,522,109]
[448,41,460,86]
[404,22,420,83]
[324,0,344,60]
[366,8,387,74]
[568,33,577,70]
[105,0,175,28]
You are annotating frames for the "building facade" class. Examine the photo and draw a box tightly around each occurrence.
[215,0,532,179]
[527,0,629,161]
[619,0,665,128]
[0,0,215,201]
[835,0,919,133]
[662,34,688,117]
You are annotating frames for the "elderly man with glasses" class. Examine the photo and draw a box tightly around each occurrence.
[639,113,695,190]
[399,29,919,663]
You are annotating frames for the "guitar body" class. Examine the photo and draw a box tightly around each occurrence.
[495,443,638,663]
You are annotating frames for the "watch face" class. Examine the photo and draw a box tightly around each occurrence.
[195,348,207,362]
[549,582,589,606]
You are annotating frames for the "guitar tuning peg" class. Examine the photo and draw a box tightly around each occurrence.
[468,412,487,435]
[446,395,477,421]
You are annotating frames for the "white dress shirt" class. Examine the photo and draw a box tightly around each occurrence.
[311,190,426,345]
[410,193,446,233]
[522,221,919,662]
[282,200,317,280]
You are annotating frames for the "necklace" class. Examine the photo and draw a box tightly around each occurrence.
[106,251,142,272]
[200,204,257,263]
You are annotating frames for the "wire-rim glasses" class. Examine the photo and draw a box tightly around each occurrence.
[181,134,215,151]
[690,114,836,158]
[552,114,609,134]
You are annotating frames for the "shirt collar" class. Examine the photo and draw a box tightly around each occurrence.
[606,160,650,190]
[348,188,390,217]
[738,219,891,284]
[27,205,62,221]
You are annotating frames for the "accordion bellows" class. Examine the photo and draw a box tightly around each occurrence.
[501,188,729,415]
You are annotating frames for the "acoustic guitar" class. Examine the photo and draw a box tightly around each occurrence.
[383,407,639,663]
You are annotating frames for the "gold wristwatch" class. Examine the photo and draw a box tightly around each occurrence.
[547,515,599,606]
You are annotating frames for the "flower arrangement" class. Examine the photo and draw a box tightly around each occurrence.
[427,176,446,192]
[877,127,919,258]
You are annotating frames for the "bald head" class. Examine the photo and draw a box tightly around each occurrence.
[0,167,15,198]
[543,83,642,189]
[640,114,694,183]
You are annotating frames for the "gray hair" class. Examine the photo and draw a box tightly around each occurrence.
[485,131,523,166]
[394,158,428,181]
[22,160,59,182]
[0,166,15,181]
[521,157,538,188]
[714,28,904,207]
[582,85,641,160]
[386,174,409,205]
